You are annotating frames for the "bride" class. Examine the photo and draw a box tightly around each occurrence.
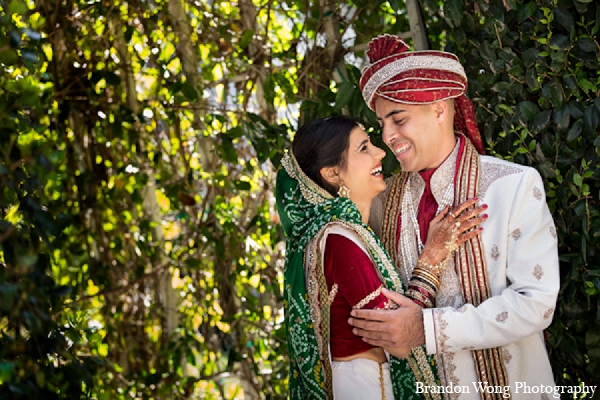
[276,116,486,399]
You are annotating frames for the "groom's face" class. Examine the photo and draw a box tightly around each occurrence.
[375,97,446,172]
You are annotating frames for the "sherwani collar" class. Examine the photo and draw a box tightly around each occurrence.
[408,138,460,207]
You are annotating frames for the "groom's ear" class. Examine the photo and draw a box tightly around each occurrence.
[432,100,450,122]
[320,166,340,187]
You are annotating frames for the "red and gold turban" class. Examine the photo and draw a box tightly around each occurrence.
[359,34,485,154]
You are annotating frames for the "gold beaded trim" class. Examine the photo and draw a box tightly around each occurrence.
[353,285,384,310]
[281,151,332,205]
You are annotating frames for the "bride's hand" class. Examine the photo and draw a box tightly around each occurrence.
[420,198,488,268]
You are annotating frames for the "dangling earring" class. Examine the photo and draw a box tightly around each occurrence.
[337,183,350,198]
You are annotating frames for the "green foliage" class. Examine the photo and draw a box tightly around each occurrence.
[5,0,597,397]
[1,0,396,398]
[422,0,600,384]
[0,2,100,398]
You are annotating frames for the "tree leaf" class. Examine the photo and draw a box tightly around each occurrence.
[225,126,243,139]
[386,0,400,12]
[569,100,585,119]
[577,38,598,53]
[523,48,539,68]
[0,362,14,382]
[0,49,18,66]
[553,103,570,131]
[491,81,510,92]
[518,101,539,121]
[334,81,354,111]
[0,283,17,312]
[553,8,574,31]
[104,71,121,86]
[239,29,254,49]
[219,137,238,162]
[542,80,564,107]
[526,68,539,89]
[583,106,599,134]
[517,2,537,23]
[124,26,134,43]
[550,34,570,50]
[263,74,275,106]
[9,29,21,48]
[18,90,38,107]
[181,83,198,102]
[234,180,251,190]
[573,173,583,187]
[444,0,463,28]
[533,110,552,133]
[566,119,583,142]
[563,75,578,90]
[9,0,28,14]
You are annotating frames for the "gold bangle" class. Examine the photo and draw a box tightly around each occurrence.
[405,289,434,308]
[413,267,441,286]
[410,270,439,292]
[409,280,434,295]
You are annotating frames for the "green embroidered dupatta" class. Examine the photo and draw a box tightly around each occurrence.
[275,151,440,400]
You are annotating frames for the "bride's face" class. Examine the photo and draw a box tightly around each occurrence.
[338,127,387,205]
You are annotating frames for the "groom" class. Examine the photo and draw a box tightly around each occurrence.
[349,34,559,399]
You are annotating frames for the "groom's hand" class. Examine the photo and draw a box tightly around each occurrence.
[348,288,426,349]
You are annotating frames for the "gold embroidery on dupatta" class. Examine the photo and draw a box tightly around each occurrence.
[305,228,334,398]
[379,175,442,400]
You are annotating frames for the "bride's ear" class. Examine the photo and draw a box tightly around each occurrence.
[320,166,340,187]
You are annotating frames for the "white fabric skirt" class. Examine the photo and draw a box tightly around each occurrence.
[331,358,393,400]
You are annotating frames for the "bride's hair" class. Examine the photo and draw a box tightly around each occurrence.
[292,116,359,197]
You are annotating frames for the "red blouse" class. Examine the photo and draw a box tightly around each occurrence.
[324,233,390,358]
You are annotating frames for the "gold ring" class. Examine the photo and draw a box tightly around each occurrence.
[449,212,457,219]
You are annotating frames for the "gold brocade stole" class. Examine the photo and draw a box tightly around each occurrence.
[380,137,511,400]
